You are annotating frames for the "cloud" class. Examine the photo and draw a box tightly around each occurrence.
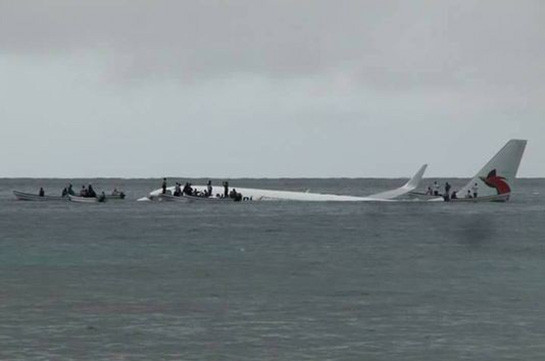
[0,1,544,177]
[2,1,543,87]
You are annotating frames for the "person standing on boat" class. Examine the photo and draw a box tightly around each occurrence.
[162,178,167,194]
[207,180,213,197]
[472,183,479,198]
[68,184,75,195]
[88,185,97,198]
[39,187,45,197]
[80,185,87,197]
[62,187,68,197]
[173,182,181,197]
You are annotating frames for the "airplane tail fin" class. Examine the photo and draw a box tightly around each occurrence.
[368,164,427,200]
[457,139,527,200]
[404,163,428,190]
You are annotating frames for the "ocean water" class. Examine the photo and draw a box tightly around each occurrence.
[1,178,545,360]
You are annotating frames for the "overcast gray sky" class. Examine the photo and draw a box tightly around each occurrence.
[1,0,544,178]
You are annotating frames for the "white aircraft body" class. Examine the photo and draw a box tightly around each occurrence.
[144,164,428,202]
[143,139,527,203]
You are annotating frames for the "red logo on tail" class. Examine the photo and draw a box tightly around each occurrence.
[480,169,510,194]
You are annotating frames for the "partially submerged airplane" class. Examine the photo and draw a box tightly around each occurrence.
[143,164,428,202]
[413,139,527,202]
[142,139,526,203]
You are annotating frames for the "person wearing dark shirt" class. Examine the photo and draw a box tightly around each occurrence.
[173,183,181,197]
[207,180,213,197]
[162,178,167,194]
[39,187,45,197]
[445,182,451,196]
[223,181,229,198]
[229,188,237,199]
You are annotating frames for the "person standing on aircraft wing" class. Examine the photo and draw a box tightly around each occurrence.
[161,178,167,194]
[472,183,479,198]
[207,180,213,197]
[433,181,440,196]
[445,182,451,196]
[443,182,451,201]
[223,181,229,198]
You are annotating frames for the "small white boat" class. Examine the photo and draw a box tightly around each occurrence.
[13,191,67,202]
[68,195,105,203]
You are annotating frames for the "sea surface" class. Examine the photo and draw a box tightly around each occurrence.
[1,178,544,361]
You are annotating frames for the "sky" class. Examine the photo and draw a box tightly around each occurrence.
[1,0,544,178]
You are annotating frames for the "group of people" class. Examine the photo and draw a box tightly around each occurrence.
[79,185,99,198]
[162,178,244,201]
[61,184,76,197]
[36,183,116,201]
[172,182,201,197]
[425,181,480,201]
[58,184,122,199]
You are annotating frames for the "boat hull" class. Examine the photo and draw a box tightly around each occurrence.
[68,195,104,203]
[13,191,67,201]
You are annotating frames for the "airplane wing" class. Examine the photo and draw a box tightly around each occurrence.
[365,164,427,200]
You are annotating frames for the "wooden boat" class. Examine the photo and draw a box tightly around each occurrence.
[13,190,67,202]
[68,195,105,203]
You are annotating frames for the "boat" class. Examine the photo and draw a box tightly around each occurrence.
[13,191,68,202]
[68,195,105,203]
